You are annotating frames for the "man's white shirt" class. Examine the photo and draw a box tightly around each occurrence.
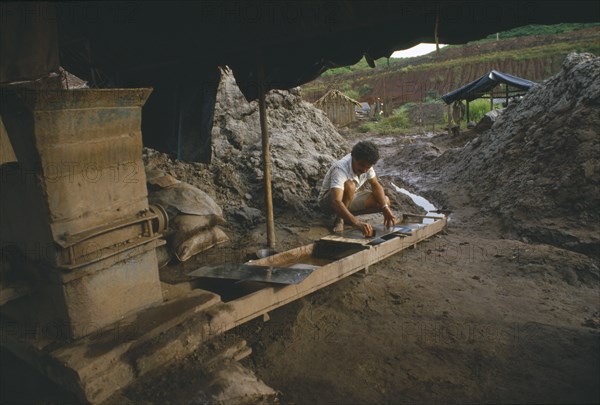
[318,154,376,200]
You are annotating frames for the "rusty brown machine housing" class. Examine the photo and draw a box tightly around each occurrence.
[1,86,168,339]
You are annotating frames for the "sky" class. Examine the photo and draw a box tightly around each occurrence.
[391,43,447,58]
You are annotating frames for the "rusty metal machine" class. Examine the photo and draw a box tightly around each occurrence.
[1,87,167,339]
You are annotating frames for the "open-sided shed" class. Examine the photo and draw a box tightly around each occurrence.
[442,70,536,123]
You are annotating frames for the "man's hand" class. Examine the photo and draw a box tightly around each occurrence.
[382,206,397,229]
[354,221,374,238]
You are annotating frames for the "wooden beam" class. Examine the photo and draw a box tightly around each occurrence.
[212,217,447,331]
[257,61,276,249]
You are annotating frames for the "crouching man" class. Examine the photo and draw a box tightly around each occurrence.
[318,141,397,237]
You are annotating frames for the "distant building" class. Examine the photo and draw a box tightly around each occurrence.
[355,102,372,121]
[314,89,362,127]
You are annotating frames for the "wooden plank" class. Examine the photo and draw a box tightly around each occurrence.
[249,243,316,267]
[203,217,447,334]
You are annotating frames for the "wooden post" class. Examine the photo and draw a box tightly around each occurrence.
[447,104,452,136]
[435,10,440,54]
[490,89,494,111]
[466,100,470,122]
[257,62,276,249]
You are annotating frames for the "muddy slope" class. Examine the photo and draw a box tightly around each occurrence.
[419,53,599,257]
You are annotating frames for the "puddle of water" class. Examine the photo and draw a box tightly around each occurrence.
[369,136,396,146]
[391,182,445,224]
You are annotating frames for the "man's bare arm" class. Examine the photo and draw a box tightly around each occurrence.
[368,178,397,227]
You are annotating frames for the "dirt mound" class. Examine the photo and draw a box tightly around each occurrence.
[427,53,600,257]
[144,69,425,230]
[144,68,349,224]
[212,68,349,216]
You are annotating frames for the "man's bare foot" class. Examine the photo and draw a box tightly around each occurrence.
[333,217,344,233]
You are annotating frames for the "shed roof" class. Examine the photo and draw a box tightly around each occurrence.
[314,89,362,108]
[441,70,536,104]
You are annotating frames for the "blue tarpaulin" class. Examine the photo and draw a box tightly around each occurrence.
[442,70,535,104]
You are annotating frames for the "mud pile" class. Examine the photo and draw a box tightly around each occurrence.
[144,68,349,225]
[430,53,600,256]
[212,68,349,215]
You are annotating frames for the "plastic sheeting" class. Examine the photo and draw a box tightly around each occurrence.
[0,2,59,83]
[442,70,535,104]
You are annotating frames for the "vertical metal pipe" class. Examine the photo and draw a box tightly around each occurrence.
[257,62,276,249]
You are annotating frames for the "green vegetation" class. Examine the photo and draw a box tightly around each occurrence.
[321,56,396,77]
[466,99,494,123]
[358,106,411,135]
[304,36,599,101]
[318,24,598,79]
[304,23,598,128]
[484,23,599,41]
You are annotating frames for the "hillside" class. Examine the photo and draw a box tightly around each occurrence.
[301,26,600,108]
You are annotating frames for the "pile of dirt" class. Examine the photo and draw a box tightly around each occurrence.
[212,68,350,216]
[424,53,600,257]
[144,68,348,222]
[145,69,425,234]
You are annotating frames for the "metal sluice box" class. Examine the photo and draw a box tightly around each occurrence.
[187,263,318,285]
[186,224,419,285]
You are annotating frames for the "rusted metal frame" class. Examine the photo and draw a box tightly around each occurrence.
[55,212,161,270]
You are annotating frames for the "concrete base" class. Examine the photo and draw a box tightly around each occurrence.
[1,283,221,404]
[1,243,164,340]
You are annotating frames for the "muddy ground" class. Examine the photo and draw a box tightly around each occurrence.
[112,127,599,405]
[1,128,598,405]
[229,129,599,404]
[233,130,599,404]
[2,54,599,404]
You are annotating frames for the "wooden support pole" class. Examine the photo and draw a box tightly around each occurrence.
[434,9,440,54]
[257,62,276,249]
[447,104,452,136]
[466,100,470,123]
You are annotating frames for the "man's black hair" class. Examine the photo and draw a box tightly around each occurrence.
[351,141,379,164]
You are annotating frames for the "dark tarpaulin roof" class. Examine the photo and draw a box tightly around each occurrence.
[441,70,536,104]
[31,1,600,100]
[1,1,598,162]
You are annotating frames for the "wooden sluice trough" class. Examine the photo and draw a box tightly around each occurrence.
[0,214,446,403]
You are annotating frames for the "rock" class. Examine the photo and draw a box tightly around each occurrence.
[227,205,264,227]
[473,109,504,133]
